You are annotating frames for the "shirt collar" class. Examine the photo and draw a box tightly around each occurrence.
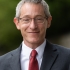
[36,39,46,59]
[21,39,46,59]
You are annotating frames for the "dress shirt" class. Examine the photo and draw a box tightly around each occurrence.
[21,39,46,70]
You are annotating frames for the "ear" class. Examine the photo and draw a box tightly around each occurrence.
[13,17,20,30]
[47,16,52,28]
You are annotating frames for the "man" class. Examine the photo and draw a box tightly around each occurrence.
[0,0,70,70]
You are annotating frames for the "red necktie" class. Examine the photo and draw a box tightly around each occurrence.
[29,50,39,70]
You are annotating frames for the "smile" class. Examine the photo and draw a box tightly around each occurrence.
[28,31,39,33]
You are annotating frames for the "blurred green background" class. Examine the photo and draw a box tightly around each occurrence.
[0,0,70,55]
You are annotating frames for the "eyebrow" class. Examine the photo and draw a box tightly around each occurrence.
[20,15,45,18]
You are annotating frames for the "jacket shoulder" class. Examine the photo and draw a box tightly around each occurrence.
[0,48,19,65]
[53,43,70,54]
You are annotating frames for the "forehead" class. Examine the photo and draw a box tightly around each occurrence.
[20,3,45,17]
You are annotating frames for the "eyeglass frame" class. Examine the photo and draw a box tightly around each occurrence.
[18,16,48,24]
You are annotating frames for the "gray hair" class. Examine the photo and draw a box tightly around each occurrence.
[15,0,51,18]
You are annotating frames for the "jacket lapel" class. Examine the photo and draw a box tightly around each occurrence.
[8,41,58,70]
[40,41,59,70]
[9,44,22,70]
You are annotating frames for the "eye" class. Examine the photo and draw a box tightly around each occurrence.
[36,17,43,20]
[22,18,30,21]
[37,18,42,20]
[36,18,44,22]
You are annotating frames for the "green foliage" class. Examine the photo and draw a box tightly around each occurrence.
[0,0,22,53]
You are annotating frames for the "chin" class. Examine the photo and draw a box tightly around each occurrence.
[30,37,45,44]
[28,38,42,44]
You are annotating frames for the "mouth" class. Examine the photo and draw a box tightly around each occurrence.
[28,31,39,33]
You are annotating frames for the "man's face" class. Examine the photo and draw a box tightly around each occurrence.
[14,3,52,46]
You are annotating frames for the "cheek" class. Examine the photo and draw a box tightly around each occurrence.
[20,24,28,30]
[40,24,47,34]
[19,24,28,35]
[43,23,47,29]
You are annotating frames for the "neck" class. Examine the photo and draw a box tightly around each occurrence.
[23,40,45,49]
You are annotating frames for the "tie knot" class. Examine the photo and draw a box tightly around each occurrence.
[30,50,37,57]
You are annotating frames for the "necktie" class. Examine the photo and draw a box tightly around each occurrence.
[29,50,39,70]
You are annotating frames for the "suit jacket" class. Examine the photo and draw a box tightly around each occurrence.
[0,40,70,70]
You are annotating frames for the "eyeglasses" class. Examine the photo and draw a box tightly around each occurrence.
[18,16,47,24]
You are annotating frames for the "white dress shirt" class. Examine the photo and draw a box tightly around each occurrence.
[21,40,46,70]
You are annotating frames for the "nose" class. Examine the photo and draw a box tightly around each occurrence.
[29,19,37,29]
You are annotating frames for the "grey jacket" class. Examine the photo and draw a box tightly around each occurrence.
[0,40,70,70]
